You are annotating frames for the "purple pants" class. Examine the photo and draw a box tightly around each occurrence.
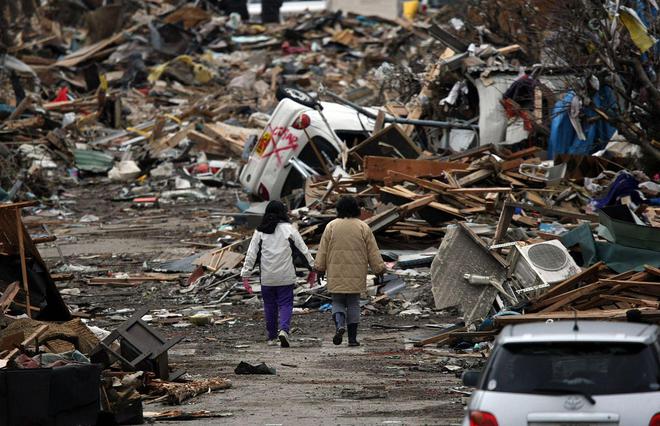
[261,284,294,339]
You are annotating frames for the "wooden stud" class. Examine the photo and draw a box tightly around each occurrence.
[15,208,31,318]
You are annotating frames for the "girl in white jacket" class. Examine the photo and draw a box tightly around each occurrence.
[241,201,315,347]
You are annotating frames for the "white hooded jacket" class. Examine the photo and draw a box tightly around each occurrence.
[240,222,314,286]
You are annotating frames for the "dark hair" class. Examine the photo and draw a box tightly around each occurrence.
[257,200,290,234]
[336,196,361,218]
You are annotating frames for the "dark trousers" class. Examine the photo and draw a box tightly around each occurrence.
[261,0,282,23]
[261,284,294,339]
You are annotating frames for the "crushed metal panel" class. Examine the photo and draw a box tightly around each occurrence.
[431,224,507,324]
[471,76,511,146]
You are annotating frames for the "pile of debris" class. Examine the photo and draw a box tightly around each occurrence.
[0,201,231,424]
[0,0,659,419]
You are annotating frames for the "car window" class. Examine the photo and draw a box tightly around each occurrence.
[483,342,660,395]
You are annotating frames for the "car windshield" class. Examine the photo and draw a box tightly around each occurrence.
[483,342,660,395]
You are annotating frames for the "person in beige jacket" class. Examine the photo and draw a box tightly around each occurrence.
[315,196,386,346]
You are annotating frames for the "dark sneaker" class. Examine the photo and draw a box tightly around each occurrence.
[333,328,345,345]
[278,330,290,348]
[348,341,361,347]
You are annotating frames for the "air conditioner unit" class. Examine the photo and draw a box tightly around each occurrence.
[508,240,581,297]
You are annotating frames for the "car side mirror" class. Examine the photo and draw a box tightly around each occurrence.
[462,370,482,387]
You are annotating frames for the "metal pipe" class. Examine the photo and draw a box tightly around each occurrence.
[318,87,479,130]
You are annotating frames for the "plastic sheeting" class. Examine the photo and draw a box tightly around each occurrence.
[560,223,660,273]
[548,86,617,159]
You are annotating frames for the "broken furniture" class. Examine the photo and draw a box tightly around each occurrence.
[90,307,184,380]
[0,363,102,426]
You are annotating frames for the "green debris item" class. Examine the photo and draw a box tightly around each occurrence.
[74,149,114,173]
[560,223,660,273]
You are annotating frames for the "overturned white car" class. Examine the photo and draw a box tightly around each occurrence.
[239,89,375,201]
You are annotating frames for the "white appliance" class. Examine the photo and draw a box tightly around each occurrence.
[508,240,581,297]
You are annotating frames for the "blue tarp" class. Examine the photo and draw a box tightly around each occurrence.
[548,86,617,159]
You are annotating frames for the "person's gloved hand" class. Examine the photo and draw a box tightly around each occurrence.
[307,271,317,287]
[376,273,385,285]
[242,277,253,294]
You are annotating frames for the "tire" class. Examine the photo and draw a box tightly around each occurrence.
[276,86,319,108]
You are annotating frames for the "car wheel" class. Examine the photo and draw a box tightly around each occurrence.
[276,86,319,108]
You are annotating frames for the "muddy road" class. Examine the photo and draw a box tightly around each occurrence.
[37,181,470,425]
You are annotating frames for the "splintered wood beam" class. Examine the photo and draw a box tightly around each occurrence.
[0,282,20,314]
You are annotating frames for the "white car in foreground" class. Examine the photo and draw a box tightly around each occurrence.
[462,320,660,426]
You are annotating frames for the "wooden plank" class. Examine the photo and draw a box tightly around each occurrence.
[512,214,538,227]
[32,236,57,244]
[53,24,143,68]
[538,281,605,313]
[413,326,467,347]
[645,265,660,277]
[386,171,452,190]
[600,295,660,308]
[351,124,421,158]
[599,279,660,288]
[0,282,20,314]
[494,309,655,324]
[457,169,493,187]
[15,209,31,319]
[429,202,464,218]
[446,187,511,193]
[524,191,546,207]
[2,324,49,361]
[0,201,39,210]
[373,110,386,132]
[496,44,522,56]
[150,123,195,156]
[441,144,492,162]
[363,156,467,181]
[500,157,526,172]
[533,261,604,302]
[502,146,541,160]
[460,206,487,214]
[506,201,598,222]
[400,195,436,213]
[492,203,515,244]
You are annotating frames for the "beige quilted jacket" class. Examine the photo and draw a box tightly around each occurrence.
[314,218,386,294]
